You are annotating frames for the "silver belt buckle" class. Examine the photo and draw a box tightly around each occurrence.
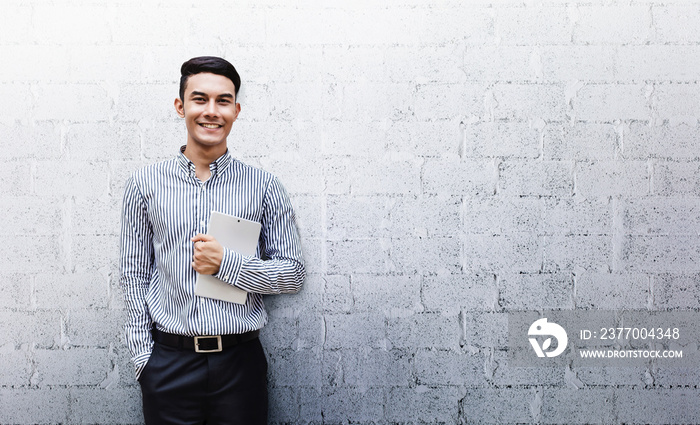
[194,335,222,353]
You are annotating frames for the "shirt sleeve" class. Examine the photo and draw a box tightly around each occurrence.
[214,176,305,294]
[119,175,155,377]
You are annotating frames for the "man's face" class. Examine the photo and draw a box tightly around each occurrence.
[174,72,241,150]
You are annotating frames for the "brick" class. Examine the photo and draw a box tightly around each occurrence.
[465,121,541,158]
[324,312,386,350]
[574,6,651,45]
[390,194,462,237]
[543,235,612,272]
[422,274,497,313]
[423,158,497,195]
[300,386,385,423]
[65,122,141,161]
[654,160,700,196]
[540,46,616,82]
[341,349,412,387]
[33,4,110,45]
[490,350,565,386]
[575,83,651,122]
[387,385,462,423]
[492,83,567,121]
[653,367,700,387]
[387,45,466,84]
[462,46,532,82]
[0,273,31,309]
[188,8,266,47]
[116,84,178,122]
[576,272,649,309]
[1,121,61,160]
[320,120,386,157]
[352,274,422,315]
[300,237,324,275]
[72,196,121,236]
[617,46,700,83]
[653,83,700,122]
[463,312,508,349]
[615,388,700,424]
[624,122,700,160]
[542,388,615,423]
[69,387,143,424]
[0,83,32,124]
[326,195,388,239]
[341,83,410,122]
[386,120,463,157]
[497,6,572,45]
[0,235,63,274]
[337,157,421,196]
[653,5,700,44]
[268,386,299,422]
[390,236,462,275]
[458,388,537,424]
[64,309,126,347]
[259,154,325,196]
[622,235,700,272]
[415,83,485,121]
[1,196,63,236]
[653,273,700,309]
[574,367,648,387]
[499,160,573,196]
[576,160,650,198]
[541,197,612,235]
[463,233,542,273]
[34,83,113,122]
[0,346,32,386]
[0,311,62,348]
[543,123,618,160]
[415,349,486,386]
[265,9,351,46]
[0,46,71,83]
[321,46,386,84]
[260,316,298,350]
[0,6,32,45]
[0,388,70,424]
[35,160,109,198]
[387,313,461,350]
[464,196,541,234]
[34,348,110,386]
[499,273,574,310]
[268,349,322,387]
[35,271,109,310]
[72,234,119,273]
[327,239,389,274]
[0,161,31,196]
[623,197,700,235]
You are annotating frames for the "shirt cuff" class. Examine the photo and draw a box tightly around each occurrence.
[214,247,244,285]
[133,352,151,380]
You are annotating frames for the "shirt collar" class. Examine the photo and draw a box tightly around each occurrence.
[177,145,233,179]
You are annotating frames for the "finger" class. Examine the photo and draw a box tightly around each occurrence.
[191,233,214,243]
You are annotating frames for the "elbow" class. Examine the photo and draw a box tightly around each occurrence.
[284,261,306,294]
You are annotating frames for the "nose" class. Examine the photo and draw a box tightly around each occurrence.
[204,99,218,116]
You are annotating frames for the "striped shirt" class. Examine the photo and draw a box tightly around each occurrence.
[119,147,305,377]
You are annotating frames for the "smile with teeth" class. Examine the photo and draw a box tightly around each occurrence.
[199,123,222,129]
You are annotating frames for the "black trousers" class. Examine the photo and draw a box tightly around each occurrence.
[139,337,268,425]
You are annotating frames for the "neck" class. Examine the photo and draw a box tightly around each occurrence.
[183,142,227,181]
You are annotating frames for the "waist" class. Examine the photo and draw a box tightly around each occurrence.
[153,329,260,353]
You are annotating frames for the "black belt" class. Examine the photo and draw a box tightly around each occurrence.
[153,329,260,353]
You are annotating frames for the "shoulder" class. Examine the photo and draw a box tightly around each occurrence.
[129,158,178,186]
[230,158,279,188]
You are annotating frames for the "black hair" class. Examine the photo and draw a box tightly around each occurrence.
[179,56,241,100]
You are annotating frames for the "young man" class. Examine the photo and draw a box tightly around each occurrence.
[120,56,305,424]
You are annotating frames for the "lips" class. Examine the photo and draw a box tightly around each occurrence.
[199,123,222,129]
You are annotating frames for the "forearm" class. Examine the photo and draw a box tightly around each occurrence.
[121,278,154,375]
[215,248,305,294]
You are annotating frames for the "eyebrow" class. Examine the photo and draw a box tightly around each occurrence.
[189,91,235,100]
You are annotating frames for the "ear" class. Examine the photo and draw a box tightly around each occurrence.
[174,97,185,118]
[232,102,241,122]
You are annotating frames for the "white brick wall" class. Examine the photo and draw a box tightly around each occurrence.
[2,0,700,423]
